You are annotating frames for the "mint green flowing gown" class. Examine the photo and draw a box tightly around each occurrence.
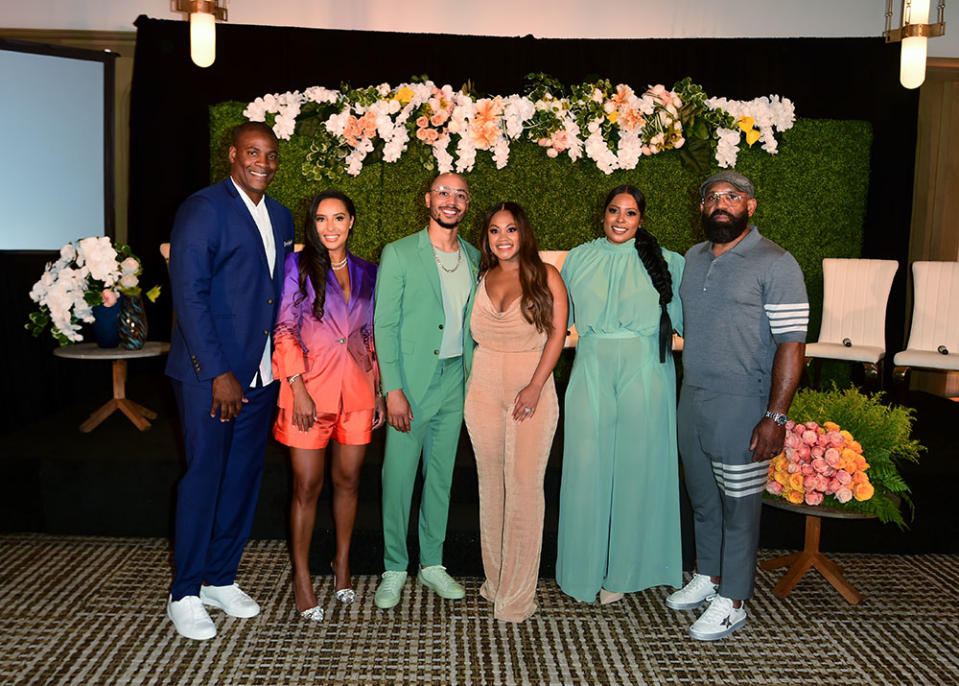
[556,237,684,603]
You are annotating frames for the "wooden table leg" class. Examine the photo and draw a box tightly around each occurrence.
[78,359,157,432]
[760,514,862,605]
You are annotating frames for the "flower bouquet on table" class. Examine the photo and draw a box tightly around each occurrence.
[765,386,922,528]
[26,237,161,345]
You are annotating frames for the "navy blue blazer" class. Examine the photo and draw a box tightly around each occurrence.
[166,178,295,386]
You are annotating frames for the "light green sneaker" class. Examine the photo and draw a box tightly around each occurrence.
[417,565,465,600]
[374,570,407,609]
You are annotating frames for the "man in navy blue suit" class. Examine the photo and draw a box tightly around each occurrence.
[165,122,294,640]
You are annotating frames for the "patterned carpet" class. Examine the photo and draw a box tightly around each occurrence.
[1,535,957,685]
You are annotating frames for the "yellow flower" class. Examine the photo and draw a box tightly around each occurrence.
[840,430,854,443]
[823,421,840,433]
[737,116,755,132]
[788,472,804,491]
[394,87,414,105]
[774,471,790,487]
[785,488,805,504]
[606,110,619,124]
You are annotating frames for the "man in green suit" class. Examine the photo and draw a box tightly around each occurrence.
[373,172,480,609]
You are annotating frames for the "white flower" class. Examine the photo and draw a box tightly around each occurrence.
[388,99,401,115]
[119,273,139,289]
[433,136,454,174]
[60,243,76,262]
[491,137,510,169]
[78,237,119,284]
[376,82,391,97]
[120,257,139,275]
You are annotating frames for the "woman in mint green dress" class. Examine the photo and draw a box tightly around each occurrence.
[556,185,684,604]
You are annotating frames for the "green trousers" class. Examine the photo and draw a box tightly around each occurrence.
[382,357,465,571]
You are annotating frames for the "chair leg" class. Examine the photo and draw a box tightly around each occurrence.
[892,366,910,404]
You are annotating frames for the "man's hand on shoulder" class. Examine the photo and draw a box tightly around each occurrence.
[211,371,248,421]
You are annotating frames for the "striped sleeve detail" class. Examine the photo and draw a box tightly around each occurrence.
[711,460,770,498]
[764,302,808,335]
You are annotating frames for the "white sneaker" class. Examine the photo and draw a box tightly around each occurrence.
[167,594,216,640]
[199,583,260,618]
[689,595,746,641]
[665,573,719,610]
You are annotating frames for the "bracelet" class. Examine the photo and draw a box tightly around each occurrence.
[287,373,302,386]
[763,410,788,426]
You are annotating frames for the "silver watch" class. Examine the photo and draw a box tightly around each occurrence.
[763,410,788,426]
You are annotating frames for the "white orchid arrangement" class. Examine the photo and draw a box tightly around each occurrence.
[242,74,795,179]
[26,237,160,345]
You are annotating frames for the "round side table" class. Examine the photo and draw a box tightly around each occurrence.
[53,341,170,432]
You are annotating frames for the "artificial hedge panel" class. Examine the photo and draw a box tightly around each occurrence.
[211,101,872,340]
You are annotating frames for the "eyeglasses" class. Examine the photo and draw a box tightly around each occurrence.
[431,186,470,203]
[703,191,747,205]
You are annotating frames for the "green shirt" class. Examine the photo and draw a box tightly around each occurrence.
[435,244,473,358]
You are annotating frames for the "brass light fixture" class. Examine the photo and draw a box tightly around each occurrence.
[173,0,229,68]
[884,0,947,89]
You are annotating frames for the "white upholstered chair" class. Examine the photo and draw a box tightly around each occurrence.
[804,258,899,388]
[892,261,959,392]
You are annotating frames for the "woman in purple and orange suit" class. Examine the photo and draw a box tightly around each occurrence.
[272,189,385,623]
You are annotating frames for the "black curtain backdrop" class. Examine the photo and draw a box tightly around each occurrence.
[0,16,918,434]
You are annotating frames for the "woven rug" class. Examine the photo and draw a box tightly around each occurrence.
[1,535,957,685]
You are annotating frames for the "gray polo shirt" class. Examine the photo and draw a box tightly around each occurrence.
[680,227,808,397]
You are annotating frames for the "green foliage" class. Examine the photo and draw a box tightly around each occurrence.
[788,386,924,528]
[209,102,872,338]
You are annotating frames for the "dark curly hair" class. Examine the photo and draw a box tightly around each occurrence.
[604,185,673,362]
[296,189,356,321]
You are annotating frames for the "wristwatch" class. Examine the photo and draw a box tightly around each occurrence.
[763,410,788,426]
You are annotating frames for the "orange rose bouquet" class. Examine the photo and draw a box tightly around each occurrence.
[764,386,922,528]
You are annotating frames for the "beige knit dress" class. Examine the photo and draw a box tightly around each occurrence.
[464,279,559,622]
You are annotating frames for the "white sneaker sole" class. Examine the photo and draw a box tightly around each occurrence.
[689,614,746,641]
[665,593,715,611]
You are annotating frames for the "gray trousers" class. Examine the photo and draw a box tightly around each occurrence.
[677,385,769,600]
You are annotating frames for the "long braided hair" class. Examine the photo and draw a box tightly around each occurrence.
[604,185,673,362]
[296,189,355,321]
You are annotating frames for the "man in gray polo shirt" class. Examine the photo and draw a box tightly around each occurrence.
[667,170,807,640]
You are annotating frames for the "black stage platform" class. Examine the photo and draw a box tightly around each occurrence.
[2,357,956,577]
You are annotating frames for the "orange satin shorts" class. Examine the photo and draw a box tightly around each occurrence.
[273,406,373,450]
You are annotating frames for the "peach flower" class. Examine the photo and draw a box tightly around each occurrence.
[812,458,829,474]
[835,487,853,503]
[811,445,825,460]
[801,464,815,476]
[766,481,784,496]
[836,470,852,486]
[824,448,841,469]
[802,430,818,446]
[101,289,119,307]
[805,492,824,506]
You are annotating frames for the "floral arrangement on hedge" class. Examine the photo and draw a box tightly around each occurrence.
[765,386,922,528]
[26,237,160,345]
[241,73,794,181]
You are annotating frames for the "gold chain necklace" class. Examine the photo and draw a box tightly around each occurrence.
[432,243,462,273]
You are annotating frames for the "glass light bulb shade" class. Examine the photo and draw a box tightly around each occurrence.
[900,36,928,89]
[907,0,931,24]
[190,11,216,68]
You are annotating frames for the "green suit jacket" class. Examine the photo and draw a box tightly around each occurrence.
[374,228,480,406]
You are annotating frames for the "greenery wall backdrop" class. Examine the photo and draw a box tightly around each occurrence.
[211,101,871,340]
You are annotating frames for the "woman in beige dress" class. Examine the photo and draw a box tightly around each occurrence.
[464,201,567,622]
